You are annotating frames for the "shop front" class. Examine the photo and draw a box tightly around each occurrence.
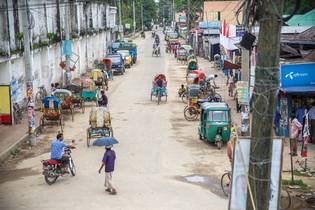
[276,62,315,138]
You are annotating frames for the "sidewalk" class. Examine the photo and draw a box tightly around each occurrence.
[0,111,42,162]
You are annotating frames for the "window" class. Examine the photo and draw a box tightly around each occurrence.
[207,111,228,121]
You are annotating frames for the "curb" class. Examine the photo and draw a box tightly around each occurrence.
[0,126,41,163]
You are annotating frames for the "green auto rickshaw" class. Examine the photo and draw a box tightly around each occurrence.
[198,102,231,149]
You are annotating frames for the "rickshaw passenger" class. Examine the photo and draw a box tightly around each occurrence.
[98,90,108,107]
[156,78,164,88]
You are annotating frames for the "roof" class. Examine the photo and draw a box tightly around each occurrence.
[203,1,241,24]
[287,9,315,26]
[200,102,230,110]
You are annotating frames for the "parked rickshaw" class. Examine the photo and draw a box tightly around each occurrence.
[52,89,74,121]
[81,78,97,103]
[181,84,200,103]
[65,83,85,113]
[198,102,231,149]
[150,74,168,105]
[40,96,63,132]
[177,47,188,62]
[87,107,113,147]
[184,97,209,121]
[187,58,198,75]
[91,69,107,90]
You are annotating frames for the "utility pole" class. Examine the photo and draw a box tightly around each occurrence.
[187,0,191,30]
[64,0,71,86]
[133,0,136,36]
[141,1,144,31]
[173,0,175,23]
[118,0,123,40]
[22,0,36,145]
[246,0,284,209]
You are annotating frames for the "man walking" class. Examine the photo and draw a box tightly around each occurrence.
[99,145,117,195]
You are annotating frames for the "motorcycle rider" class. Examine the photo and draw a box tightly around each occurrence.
[50,133,75,173]
[153,34,160,55]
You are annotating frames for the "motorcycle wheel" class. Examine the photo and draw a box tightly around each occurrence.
[69,159,76,176]
[45,174,58,185]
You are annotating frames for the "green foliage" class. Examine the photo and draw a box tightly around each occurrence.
[10,148,21,157]
[284,0,315,15]
[282,179,311,192]
[16,32,24,41]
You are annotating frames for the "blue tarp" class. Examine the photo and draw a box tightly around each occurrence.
[199,21,220,29]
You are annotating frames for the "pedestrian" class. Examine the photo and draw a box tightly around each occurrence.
[227,74,235,97]
[227,126,237,168]
[98,145,117,195]
[51,83,56,93]
[289,113,302,156]
[308,101,315,143]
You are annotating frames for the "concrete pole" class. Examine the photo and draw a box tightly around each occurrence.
[64,0,71,86]
[21,0,36,145]
[133,0,136,36]
[118,0,123,40]
[173,0,175,23]
[141,1,144,31]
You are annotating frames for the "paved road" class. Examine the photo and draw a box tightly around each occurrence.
[0,31,229,210]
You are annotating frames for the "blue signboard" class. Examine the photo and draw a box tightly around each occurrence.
[281,62,315,88]
[62,40,72,56]
[199,21,220,29]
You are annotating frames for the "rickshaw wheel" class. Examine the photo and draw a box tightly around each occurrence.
[217,141,223,150]
[40,116,45,132]
[109,127,114,137]
[150,93,153,101]
[181,93,187,104]
[86,128,90,147]
[157,92,161,105]
[81,100,85,113]
[71,106,74,121]
[184,106,198,121]
[60,116,64,133]
[165,94,168,102]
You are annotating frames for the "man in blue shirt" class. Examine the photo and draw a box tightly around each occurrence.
[99,145,117,195]
[50,133,71,170]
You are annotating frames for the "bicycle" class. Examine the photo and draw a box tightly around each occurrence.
[220,170,231,196]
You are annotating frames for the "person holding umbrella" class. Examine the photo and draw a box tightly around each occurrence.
[98,140,117,195]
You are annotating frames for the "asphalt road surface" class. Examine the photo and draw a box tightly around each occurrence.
[0,31,229,210]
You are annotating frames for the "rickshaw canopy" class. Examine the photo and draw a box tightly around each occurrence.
[52,89,72,97]
[42,96,60,109]
[153,74,167,82]
[191,70,206,81]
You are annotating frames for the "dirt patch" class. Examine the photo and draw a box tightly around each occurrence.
[0,135,52,184]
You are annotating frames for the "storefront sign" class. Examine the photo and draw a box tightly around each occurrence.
[236,25,245,37]
[0,85,12,124]
[237,81,249,105]
[281,63,315,88]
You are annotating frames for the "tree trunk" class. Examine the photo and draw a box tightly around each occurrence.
[246,0,284,209]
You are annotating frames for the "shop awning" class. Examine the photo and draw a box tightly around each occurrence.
[281,86,315,93]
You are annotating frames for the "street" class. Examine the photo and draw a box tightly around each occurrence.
[0,32,229,210]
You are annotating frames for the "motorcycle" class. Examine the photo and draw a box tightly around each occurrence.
[41,147,76,185]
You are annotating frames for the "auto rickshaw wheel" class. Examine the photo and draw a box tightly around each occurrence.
[109,127,114,137]
[217,141,223,150]
[86,128,90,147]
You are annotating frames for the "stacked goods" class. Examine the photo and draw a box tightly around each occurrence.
[43,109,60,120]
[89,107,110,128]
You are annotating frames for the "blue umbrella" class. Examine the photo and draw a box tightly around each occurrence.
[92,137,119,147]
